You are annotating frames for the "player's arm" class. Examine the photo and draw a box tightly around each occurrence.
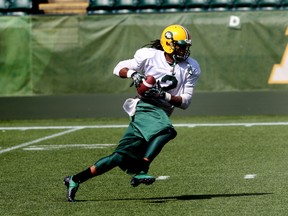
[118,67,129,78]
[176,59,201,109]
[177,86,194,109]
[113,59,137,78]
[163,88,193,108]
[145,81,194,109]
[113,48,152,78]
[169,95,184,107]
[115,67,134,78]
[117,67,142,81]
[113,60,145,88]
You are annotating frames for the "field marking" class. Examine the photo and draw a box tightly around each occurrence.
[175,122,288,128]
[0,125,128,130]
[1,122,288,131]
[156,176,170,180]
[1,122,287,154]
[244,174,257,179]
[22,144,116,151]
[0,127,83,154]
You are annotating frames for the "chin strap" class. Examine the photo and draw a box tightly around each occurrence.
[171,55,177,75]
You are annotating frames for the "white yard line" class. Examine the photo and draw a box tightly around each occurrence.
[174,122,288,127]
[22,144,116,150]
[1,122,288,131]
[0,127,83,154]
[0,125,128,130]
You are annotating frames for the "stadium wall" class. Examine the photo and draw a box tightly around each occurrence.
[1,11,288,96]
[0,91,288,120]
[0,11,288,119]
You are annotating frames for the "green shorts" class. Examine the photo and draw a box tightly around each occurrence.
[114,100,177,173]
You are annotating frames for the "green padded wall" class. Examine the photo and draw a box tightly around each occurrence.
[0,11,287,96]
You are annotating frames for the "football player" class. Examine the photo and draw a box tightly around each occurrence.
[64,24,201,202]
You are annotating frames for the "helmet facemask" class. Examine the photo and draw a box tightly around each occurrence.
[172,41,191,62]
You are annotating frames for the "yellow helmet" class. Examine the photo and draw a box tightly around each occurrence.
[160,24,192,60]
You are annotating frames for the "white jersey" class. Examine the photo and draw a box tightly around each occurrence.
[113,48,201,115]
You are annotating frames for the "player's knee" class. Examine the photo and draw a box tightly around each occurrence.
[94,152,124,175]
[166,128,177,140]
[110,152,124,164]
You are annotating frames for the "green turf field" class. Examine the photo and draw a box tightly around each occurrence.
[1,115,288,216]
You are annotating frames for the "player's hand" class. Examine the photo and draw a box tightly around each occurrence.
[144,81,166,99]
[131,72,146,88]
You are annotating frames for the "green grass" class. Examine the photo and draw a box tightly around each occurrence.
[1,116,288,215]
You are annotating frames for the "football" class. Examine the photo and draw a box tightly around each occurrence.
[137,75,156,96]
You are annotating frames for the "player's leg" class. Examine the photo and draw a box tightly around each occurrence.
[64,152,123,202]
[144,128,177,163]
[113,122,157,187]
[63,123,140,202]
[130,128,177,187]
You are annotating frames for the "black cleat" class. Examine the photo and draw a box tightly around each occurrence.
[130,172,155,187]
[63,176,79,202]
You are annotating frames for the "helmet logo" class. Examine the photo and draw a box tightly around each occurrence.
[165,31,173,40]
